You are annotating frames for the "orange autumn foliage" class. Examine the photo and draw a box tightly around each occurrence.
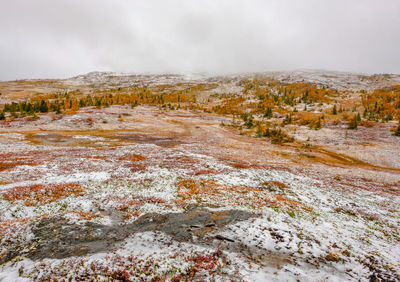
[175,178,311,212]
[3,183,85,206]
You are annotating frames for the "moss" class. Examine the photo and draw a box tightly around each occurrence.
[287,210,296,218]
[325,252,341,262]
[343,250,351,257]
[334,175,342,181]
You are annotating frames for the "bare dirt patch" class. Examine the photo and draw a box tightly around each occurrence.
[113,133,184,148]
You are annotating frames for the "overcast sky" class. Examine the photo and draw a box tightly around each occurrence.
[0,0,399,80]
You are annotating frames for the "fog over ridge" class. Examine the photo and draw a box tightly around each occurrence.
[0,0,399,80]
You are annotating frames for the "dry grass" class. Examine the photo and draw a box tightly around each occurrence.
[76,211,103,220]
[175,179,312,212]
[0,157,42,171]
[228,162,250,169]
[118,154,146,162]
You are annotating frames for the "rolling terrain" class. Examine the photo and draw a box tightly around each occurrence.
[0,70,399,281]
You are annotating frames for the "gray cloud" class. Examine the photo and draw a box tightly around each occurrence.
[0,0,399,80]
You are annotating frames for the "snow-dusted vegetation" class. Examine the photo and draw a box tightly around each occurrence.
[0,71,399,281]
